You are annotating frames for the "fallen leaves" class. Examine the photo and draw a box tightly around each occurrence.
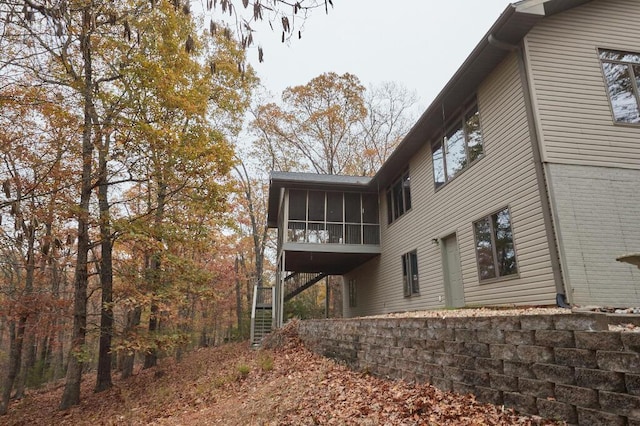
[3,321,564,425]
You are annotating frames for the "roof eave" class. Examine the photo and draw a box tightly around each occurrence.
[371,0,592,190]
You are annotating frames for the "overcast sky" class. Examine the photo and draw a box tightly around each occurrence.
[244,0,515,110]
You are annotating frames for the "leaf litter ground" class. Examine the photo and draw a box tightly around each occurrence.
[4,320,563,425]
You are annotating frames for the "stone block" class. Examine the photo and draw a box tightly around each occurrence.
[433,352,454,367]
[420,363,443,378]
[475,357,504,374]
[475,386,503,405]
[401,370,417,382]
[519,377,555,398]
[417,350,435,363]
[505,330,535,345]
[431,377,452,392]
[477,328,505,344]
[454,328,477,342]
[452,381,475,396]
[397,337,413,349]
[443,366,464,382]
[464,342,490,358]
[389,347,402,357]
[575,331,623,350]
[423,339,445,351]
[399,318,427,329]
[577,408,626,426]
[622,332,640,353]
[490,373,519,392]
[535,330,575,348]
[517,345,555,363]
[520,315,555,330]
[554,347,597,368]
[461,370,489,387]
[445,317,468,329]
[575,368,625,392]
[531,363,575,385]
[470,317,493,330]
[444,341,465,354]
[503,392,538,415]
[555,384,599,408]
[426,327,454,341]
[627,373,640,396]
[401,347,417,360]
[490,344,519,361]
[427,318,446,329]
[599,390,640,417]
[554,313,608,331]
[536,398,578,424]
[453,354,475,370]
[491,316,521,331]
[504,360,535,378]
[597,351,640,373]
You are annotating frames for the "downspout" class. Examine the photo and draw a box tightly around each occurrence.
[488,33,570,308]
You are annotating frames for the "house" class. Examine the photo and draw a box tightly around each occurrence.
[259,0,640,334]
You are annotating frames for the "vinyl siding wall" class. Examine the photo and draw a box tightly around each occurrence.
[524,0,640,168]
[343,52,557,318]
[546,164,640,306]
[524,0,640,306]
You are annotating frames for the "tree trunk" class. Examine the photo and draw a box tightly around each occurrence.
[0,320,25,415]
[59,7,93,409]
[95,132,113,393]
[143,303,159,369]
[143,180,166,369]
[234,257,243,337]
[121,306,141,379]
[14,332,35,399]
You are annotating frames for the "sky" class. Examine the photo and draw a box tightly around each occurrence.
[243,0,515,111]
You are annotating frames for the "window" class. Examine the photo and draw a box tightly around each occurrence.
[599,49,640,124]
[473,207,518,281]
[386,169,411,224]
[402,250,419,297]
[348,279,357,308]
[286,189,380,245]
[432,104,484,188]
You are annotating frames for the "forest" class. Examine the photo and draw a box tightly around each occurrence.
[0,0,417,415]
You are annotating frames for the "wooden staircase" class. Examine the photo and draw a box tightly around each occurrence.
[283,272,328,302]
[250,272,328,348]
[250,286,274,348]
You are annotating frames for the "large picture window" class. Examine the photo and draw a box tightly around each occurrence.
[473,208,518,281]
[402,250,419,297]
[599,49,640,124]
[432,104,484,188]
[386,169,411,224]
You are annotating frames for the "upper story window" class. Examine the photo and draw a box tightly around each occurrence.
[473,207,518,282]
[386,169,411,224]
[599,49,640,124]
[432,103,484,188]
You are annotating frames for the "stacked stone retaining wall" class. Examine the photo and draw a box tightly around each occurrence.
[297,313,640,425]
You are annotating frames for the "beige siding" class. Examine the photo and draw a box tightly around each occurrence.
[546,164,640,306]
[524,0,640,168]
[344,52,557,318]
